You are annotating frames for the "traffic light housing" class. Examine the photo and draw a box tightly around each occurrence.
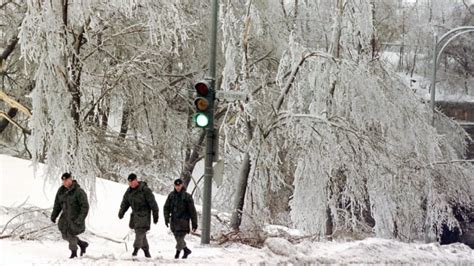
[193,80,214,128]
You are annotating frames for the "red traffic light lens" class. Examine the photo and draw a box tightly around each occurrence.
[195,82,210,96]
[195,97,209,111]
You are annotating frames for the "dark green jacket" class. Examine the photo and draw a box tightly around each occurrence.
[51,181,89,235]
[118,182,159,230]
[164,189,197,235]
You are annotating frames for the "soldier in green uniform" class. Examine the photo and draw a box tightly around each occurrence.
[51,173,90,259]
[118,173,159,258]
[164,178,198,259]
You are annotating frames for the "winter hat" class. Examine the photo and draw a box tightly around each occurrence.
[61,172,72,180]
[128,173,137,181]
[174,179,183,185]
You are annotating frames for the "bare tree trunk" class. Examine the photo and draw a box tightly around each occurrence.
[181,130,206,187]
[0,36,18,63]
[118,102,130,140]
[330,0,344,59]
[410,43,419,78]
[325,206,333,238]
[62,0,90,128]
[100,103,110,129]
[229,0,255,230]
[61,0,79,126]
[326,0,345,238]
[230,151,251,230]
[370,0,378,60]
[398,9,405,71]
[428,0,433,22]
[230,113,254,229]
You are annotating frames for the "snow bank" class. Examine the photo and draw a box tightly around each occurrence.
[264,237,473,264]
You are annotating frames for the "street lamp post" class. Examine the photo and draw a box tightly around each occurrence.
[430,26,474,125]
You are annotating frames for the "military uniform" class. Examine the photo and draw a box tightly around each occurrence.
[164,182,197,258]
[118,181,159,257]
[51,180,89,258]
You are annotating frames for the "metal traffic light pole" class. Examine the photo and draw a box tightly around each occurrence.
[201,0,219,245]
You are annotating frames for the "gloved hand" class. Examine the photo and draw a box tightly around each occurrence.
[192,225,197,232]
[153,216,158,224]
[165,221,169,228]
[118,212,123,219]
[51,217,56,223]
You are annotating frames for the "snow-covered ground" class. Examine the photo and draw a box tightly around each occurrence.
[1,154,473,265]
[380,51,474,103]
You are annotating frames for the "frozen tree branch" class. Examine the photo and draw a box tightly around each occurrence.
[0,90,32,116]
[462,1,473,15]
[82,70,125,123]
[274,51,334,113]
[0,111,31,134]
[0,36,18,63]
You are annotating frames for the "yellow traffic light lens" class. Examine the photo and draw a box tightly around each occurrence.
[195,98,209,111]
[194,113,209,127]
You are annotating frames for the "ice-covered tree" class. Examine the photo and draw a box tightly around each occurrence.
[17,0,210,196]
[2,0,472,243]
[215,0,473,242]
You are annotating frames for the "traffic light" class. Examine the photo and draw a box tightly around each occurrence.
[193,80,213,128]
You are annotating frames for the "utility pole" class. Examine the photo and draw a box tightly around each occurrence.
[200,0,219,245]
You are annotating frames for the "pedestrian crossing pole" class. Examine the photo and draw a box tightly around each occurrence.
[201,0,219,245]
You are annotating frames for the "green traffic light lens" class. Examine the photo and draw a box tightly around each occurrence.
[194,113,209,128]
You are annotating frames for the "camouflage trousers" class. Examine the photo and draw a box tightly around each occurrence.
[174,233,187,251]
[134,229,149,249]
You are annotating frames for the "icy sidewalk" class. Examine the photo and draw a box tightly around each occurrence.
[2,234,473,265]
[0,235,266,265]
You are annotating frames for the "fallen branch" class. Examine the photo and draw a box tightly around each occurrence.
[1,208,49,236]
[216,230,266,248]
[18,224,55,240]
[87,229,125,244]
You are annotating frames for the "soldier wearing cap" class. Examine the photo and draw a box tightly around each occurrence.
[51,172,90,259]
[118,173,159,258]
[163,178,198,259]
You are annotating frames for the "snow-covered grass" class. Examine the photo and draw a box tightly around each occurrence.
[1,154,473,265]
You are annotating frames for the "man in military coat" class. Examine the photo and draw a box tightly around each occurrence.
[164,178,197,259]
[51,172,89,259]
[118,173,159,258]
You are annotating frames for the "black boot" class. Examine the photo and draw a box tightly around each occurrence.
[69,250,77,259]
[174,250,180,259]
[182,247,191,259]
[132,248,139,256]
[78,240,89,256]
[143,248,151,258]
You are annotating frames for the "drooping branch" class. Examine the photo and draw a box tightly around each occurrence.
[273,52,334,114]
